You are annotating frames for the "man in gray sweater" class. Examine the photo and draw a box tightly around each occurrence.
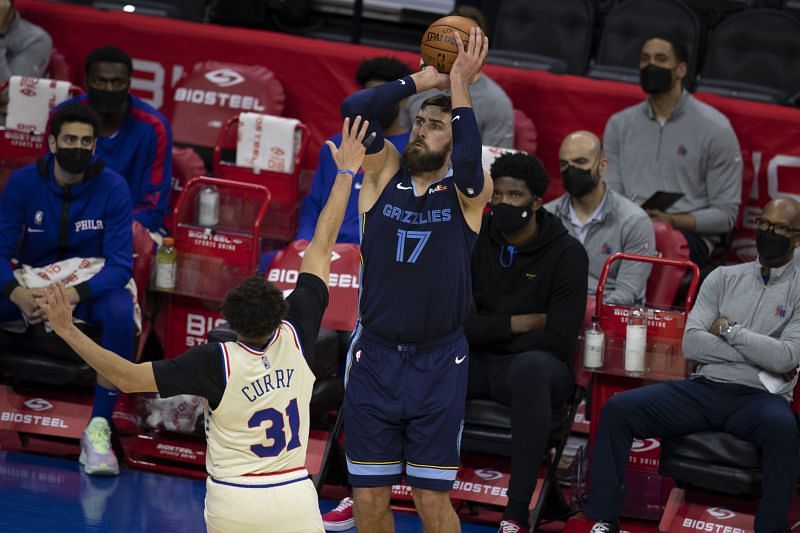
[603,35,742,266]
[546,131,654,306]
[587,197,800,533]
[0,0,51,85]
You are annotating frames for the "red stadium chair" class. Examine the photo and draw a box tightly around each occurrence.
[513,108,538,154]
[0,76,82,191]
[169,61,285,165]
[45,47,71,82]
[647,222,691,308]
[213,113,310,241]
[163,146,207,232]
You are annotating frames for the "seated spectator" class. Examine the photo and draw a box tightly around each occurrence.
[55,46,172,233]
[0,104,135,476]
[401,5,515,148]
[0,0,51,85]
[587,197,800,533]
[465,152,588,533]
[546,131,655,306]
[603,34,742,266]
[297,56,411,244]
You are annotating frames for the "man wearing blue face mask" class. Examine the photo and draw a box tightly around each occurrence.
[546,131,655,306]
[53,46,173,233]
[0,104,135,476]
[464,151,588,532]
[603,34,742,266]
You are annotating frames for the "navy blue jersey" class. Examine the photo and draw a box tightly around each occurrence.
[359,169,477,342]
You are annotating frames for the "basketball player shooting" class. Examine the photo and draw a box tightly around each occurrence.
[39,116,373,533]
[340,27,492,533]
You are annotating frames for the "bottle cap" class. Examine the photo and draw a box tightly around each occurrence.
[591,315,600,322]
[163,237,175,246]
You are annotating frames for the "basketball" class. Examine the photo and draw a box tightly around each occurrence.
[420,15,477,74]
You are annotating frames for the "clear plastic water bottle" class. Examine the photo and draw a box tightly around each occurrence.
[154,237,177,292]
[583,315,605,369]
[197,185,219,227]
[625,299,647,374]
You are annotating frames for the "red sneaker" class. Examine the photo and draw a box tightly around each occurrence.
[322,496,354,531]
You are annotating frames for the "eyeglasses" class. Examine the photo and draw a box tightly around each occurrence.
[754,217,800,236]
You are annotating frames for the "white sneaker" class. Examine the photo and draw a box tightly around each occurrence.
[79,417,119,476]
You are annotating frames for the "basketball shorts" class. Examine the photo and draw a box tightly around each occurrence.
[205,469,323,533]
[343,326,469,491]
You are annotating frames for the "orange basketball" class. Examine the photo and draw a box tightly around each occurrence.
[420,15,477,74]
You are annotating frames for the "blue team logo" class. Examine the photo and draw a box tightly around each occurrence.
[601,242,613,255]
[776,306,787,318]
[677,145,688,157]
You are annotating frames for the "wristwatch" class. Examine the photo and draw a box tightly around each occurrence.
[719,321,737,339]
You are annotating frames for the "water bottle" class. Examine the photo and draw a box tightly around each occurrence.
[583,315,605,369]
[197,185,219,227]
[625,299,647,374]
[155,237,177,292]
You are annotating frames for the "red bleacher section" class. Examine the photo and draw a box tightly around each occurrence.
[15,0,800,265]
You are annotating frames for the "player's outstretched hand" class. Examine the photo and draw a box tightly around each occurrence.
[451,27,488,87]
[326,116,374,174]
[38,283,74,335]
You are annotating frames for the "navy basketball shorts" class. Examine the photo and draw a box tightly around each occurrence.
[343,326,469,491]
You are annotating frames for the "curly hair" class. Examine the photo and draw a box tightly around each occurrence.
[490,152,551,198]
[50,104,101,138]
[85,45,133,77]
[221,276,288,341]
[356,57,412,87]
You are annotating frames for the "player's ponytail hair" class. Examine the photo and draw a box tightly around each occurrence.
[222,276,288,342]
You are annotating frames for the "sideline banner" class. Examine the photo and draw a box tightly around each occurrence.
[19,0,800,262]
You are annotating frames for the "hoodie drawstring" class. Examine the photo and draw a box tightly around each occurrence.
[499,244,516,268]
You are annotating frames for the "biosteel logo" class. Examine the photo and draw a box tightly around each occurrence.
[23,398,54,412]
[706,508,736,520]
[474,468,503,481]
[204,68,245,88]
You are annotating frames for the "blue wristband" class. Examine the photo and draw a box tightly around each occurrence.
[336,169,357,178]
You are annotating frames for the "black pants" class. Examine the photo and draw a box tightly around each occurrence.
[587,377,800,533]
[680,230,711,267]
[468,350,573,520]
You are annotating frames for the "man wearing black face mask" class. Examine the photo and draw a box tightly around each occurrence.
[52,46,172,233]
[0,104,135,476]
[546,131,654,306]
[587,198,800,533]
[603,34,742,267]
[297,56,412,246]
[465,152,588,532]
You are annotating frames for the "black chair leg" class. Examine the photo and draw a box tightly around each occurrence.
[312,408,343,492]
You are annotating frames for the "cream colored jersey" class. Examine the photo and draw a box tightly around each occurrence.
[205,320,316,479]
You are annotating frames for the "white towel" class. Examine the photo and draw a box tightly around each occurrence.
[236,112,300,174]
[6,76,73,134]
[481,145,524,174]
[0,257,142,335]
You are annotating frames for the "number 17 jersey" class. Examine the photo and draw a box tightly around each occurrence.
[359,169,478,343]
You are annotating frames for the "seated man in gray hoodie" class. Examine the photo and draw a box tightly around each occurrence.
[546,131,655,306]
[587,197,800,533]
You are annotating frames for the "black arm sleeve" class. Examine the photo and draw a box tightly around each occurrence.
[152,343,226,409]
[285,273,329,361]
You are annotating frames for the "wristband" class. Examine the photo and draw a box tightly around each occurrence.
[336,169,357,178]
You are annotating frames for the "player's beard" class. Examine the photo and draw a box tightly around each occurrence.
[401,140,451,173]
